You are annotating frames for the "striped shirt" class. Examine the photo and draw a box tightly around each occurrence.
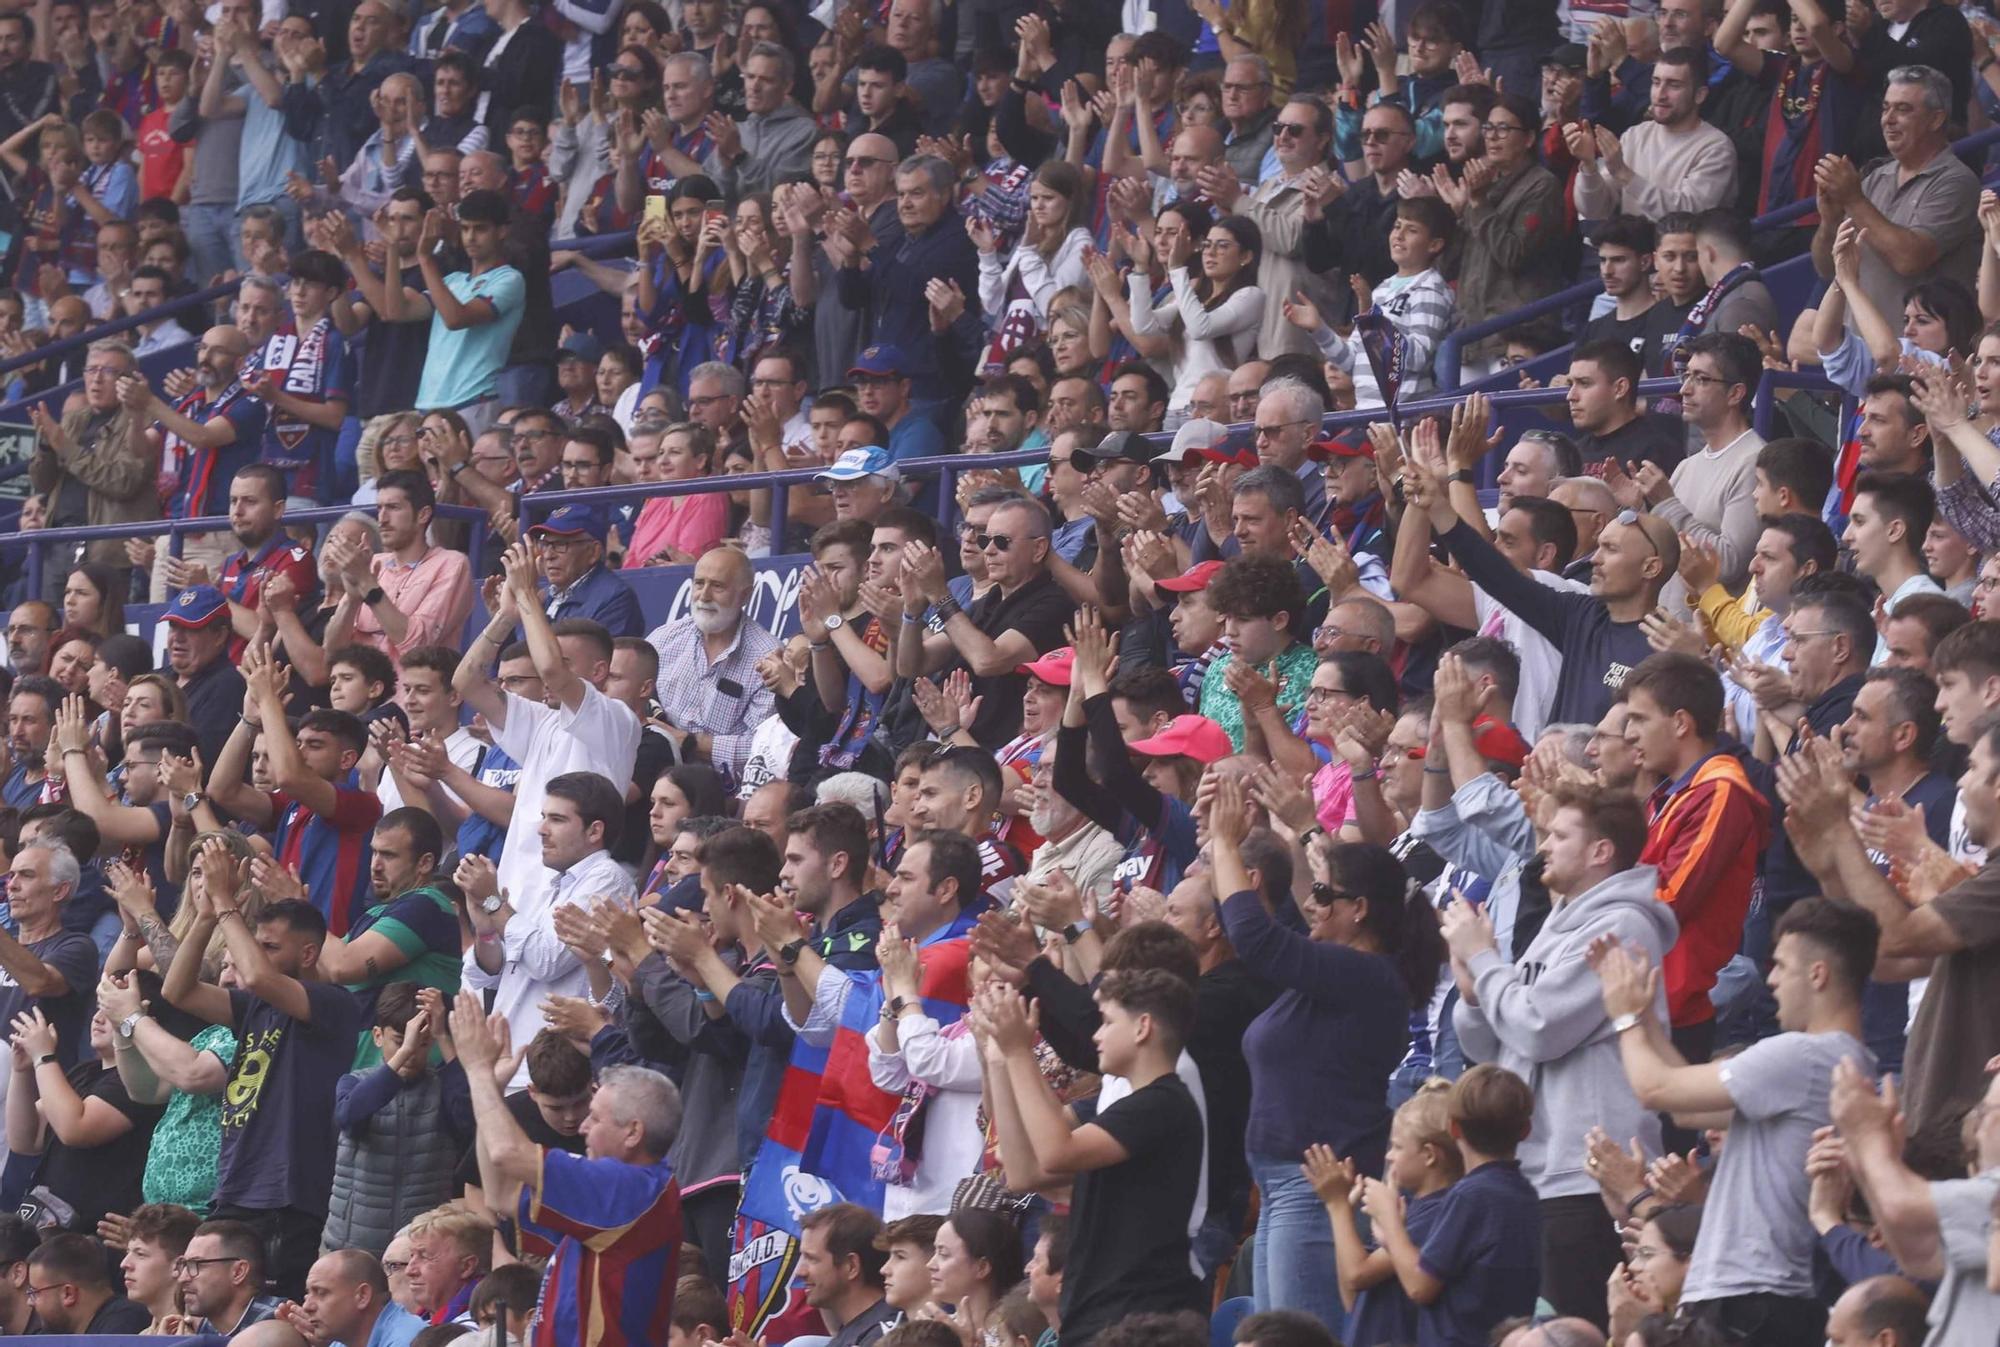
[1315,267,1456,406]
[645,615,781,789]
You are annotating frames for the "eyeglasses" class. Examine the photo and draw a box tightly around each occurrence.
[1200,238,1238,251]
[23,1283,64,1301]
[1358,127,1407,143]
[1480,122,1527,136]
[382,432,419,447]
[1272,121,1312,138]
[82,364,124,377]
[1221,80,1267,93]
[975,533,1016,552]
[1679,371,1729,389]
[515,427,558,441]
[1307,881,1358,906]
[174,1257,241,1276]
[749,377,795,389]
[1785,629,1841,643]
[1305,685,1358,702]
[1254,419,1311,441]
[1612,508,1660,559]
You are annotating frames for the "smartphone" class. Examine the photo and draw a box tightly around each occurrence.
[704,198,727,226]
[643,194,667,228]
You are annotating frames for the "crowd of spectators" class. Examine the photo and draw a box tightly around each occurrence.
[0,1,1992,1347]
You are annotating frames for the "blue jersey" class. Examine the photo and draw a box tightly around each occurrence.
[256,318,352,502]
[519,1149,682,1347]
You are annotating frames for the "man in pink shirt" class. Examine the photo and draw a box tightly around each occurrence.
[325,468,475,663]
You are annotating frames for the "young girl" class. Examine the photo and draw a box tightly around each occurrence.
[1305,1079,1463,1347]
[636,175,730,396]
[974,160,1093,368]
[719,193,806,371]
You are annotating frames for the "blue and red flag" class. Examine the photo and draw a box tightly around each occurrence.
[728,916,977,1339]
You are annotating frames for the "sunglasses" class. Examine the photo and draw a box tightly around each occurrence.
[1613,508,1661,559]
[974,533,1017,552]
[1272,121,1312,138]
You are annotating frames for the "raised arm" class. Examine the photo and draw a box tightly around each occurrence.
[453,579,518,728]
[202,838,315,1023]
[504,542,586,710]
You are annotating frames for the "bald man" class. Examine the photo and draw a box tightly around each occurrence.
[1161,125,1226,211]
[644,546,780,784]
[297,1248,425,1347]
[1823,1276,1930,1347]
[1551,476,1619,583]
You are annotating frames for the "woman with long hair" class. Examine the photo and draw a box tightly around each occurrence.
[1209,771,1444,1331]
[973,160,1093,367]
[719,193,808,371]
[1086,199,1211,385]
[637,176,732,396]
[60,563,124,638]
[553,44,663,239]
[926,1208,1024,1336]
[1128,214,1264,424]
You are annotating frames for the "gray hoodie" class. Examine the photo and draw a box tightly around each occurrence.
[704,101,819,199]
[1453,863,1679,1200]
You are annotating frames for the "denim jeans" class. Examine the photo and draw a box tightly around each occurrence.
[184,201,238,287]
[1248,1149,1345,1333]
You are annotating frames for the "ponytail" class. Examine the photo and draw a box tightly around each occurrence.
[1330,843,1444,1006]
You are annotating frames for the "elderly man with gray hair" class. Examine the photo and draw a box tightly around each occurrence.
[27,339,152,594]
[451,991,685,1346]
[1810,63,1981,347]
[705,41,817,196]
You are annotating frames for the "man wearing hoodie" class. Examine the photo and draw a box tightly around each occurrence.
[1444,784,1675,1332]
[704,44,816,198]
[1621,652,1771,1066]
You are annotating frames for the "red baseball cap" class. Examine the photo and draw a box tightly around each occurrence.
[1017,646,1076,686]
[1129,714,1233,764]
[1156,560,1226,594]
[1408,715,1530,769]
[1195,428,1259,467]
[1306,428,1374,461]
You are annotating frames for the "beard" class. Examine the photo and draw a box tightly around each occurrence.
[1030,795,1075,838]
[691,601,737,636]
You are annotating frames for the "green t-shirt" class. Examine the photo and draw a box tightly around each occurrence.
[1199,642,1319,751]
[141,1023,236,1212]
[345,885,464,1069]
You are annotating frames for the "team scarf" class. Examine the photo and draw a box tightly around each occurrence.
[266,318,332,455]
[727,914,976,1338]
[161,379,246,516]
[1676,261,1757,358]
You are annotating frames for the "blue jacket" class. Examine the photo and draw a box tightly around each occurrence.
[537,563,644,638]
[835,207,985,401]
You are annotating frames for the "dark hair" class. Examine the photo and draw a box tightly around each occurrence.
[1903,277,1982,357]
[1107,667,1189,725]
[377,806,444,876]
[1862,666,1943,759]
[258,897,329,943]
[155,46,193,73]
[456,188,511,226]
[1109,360,1171,415]
[1691,207,1752,258]
[1755,438,1835,514]
[65,562,127,636]
[192,1219,266,1279]
[20,805,96,863]
[1324,843,1443,1006]
[1791,589,1880,666]
[328,644,396,703]
[854,42,908,83]
[1934,619,2000,682]
[1097,1312,1207,1347]
[1623,652,1725,740]
[811,517,875,562]
[0,1213,35,1266]
[798,1203,888,1289]
[1448,1063,1534,1154]
[1504,494,1579,571]
[1654,43,1709,83]
[672,1276,728,1334]
[1489,90,1538,137]
[1035,1212,1069,1273]
[1195,215,1262,308]
[697,825,783,893]
[435,49,480,84]
[1682,331,1761,401]
[298,707,371,756]
[231,462,287,501]
[1438,83,1496,118]
[1237,828,1295,912]
[1645,1204,1702,1261]
[377,467,436,514]
[1234,1310,1340,1347]
[1209,553,1309,637]
[7,674,59,715]
[524,1029,592,1095]
[1596,215,1657,255]
[374,980,421,1032]
[909,828,983,908]
[1774,897,1880,998]
[1392,195,1455,251]
[545,772,626,852]
[1851,1275,1933,1346]
[875,1213,946,1254]
[124,722,199,758]
[1098,965,1201,1045]
[29,1233,113,1290]
[1853,471,1936,561]
[1323,651,1400,714]
[664,764,730,819]
[1232,463,1308,518]
[941,1208,1024,1293]
[127,1203,200,1256]
[95,631,151,678]
[1763,512,1840,575]
[471,1262,541,1324]
[883,1324,963,1347]
[1571,339,1643,401]
[398,644,462,689]
[1884,593,1971,656]
[788,803,869,886]
[1444,636,1521,707]
[873,505,938,549]
[289,248,346,288]
[1129,29,1189,70]
[922,746,1005,820]
[981,371,1043,416]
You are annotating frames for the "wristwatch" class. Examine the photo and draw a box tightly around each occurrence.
[1061,921,1092,944]
[778,936,810,966]
[1610,1011,1643,1034]
[480,894,506,914]
[181,791,205,813]
[363,586,386,606]
[117,1012,142,1040]
[880,995,907,1022]
[823,613,845,632]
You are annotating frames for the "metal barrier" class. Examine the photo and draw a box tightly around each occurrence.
[7,501,492,645]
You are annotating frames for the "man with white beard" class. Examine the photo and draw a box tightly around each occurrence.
[645,547,780,790]
[1021,734,1126,899]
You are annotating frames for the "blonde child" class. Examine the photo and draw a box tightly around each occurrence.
[1305,1078,1464,1347]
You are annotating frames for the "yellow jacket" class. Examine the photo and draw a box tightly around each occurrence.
[1695,582,1771,655]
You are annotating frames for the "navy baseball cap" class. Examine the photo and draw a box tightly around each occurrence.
[847,344,909,379]
[528,504,611,543]
[163,584,228,628]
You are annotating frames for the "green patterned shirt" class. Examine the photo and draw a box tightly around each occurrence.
[1199,642,1320,751]
[141,1023,236,1212]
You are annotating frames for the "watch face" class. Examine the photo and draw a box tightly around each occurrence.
[481,895,505,914]
[182,793,201,812]
[824,613,844,631]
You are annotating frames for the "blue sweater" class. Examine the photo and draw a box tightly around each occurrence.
[1219,889,1410,1173]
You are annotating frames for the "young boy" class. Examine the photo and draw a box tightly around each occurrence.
[1752,437,1836,521]
[1360,1063,1541,1347]
[984,969,1205,1346]
[0,124,96,307]
[1289,196,1457,404]
[504,112,555,228]
[138,50,193,205]
[328,642,403,729]
[246,247,354,504]
[874,1213,944,1320]
[78,107,139,223]
[324,983,472,1254]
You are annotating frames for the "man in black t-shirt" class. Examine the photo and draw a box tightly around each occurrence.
[984,968,1205,1347]
[0,841,100,1070]
[1567,341,1687,474]
[1579,216,1659,363]
[322,191,433,419]
[161,840,365,1300]
[22,1233,152,1334]
[892,495,1072,748]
